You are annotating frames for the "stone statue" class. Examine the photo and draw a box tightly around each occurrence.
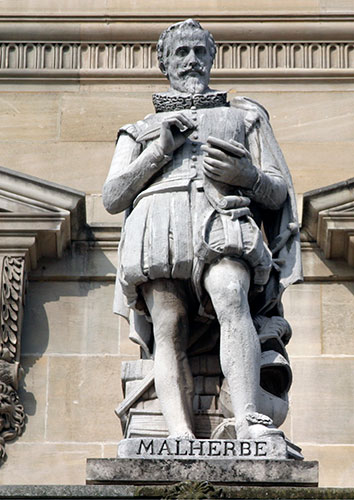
[103,19,302,445]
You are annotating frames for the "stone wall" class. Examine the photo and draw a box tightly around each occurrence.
[0,0,353,487]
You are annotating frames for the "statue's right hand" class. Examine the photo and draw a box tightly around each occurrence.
[157,113,195,155]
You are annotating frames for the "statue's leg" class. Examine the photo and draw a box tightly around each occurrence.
[203,258,264,438]
[140,278,195,439]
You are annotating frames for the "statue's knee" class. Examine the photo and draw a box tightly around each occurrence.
[153,307,188,348]
[223,279,248,308]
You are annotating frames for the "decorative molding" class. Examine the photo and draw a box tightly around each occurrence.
[301,178,354,267]
[1,41,354,82]
[0,381,25,460]
[0,166,86,270]
[0,257,25,363]
[0,14,353,82]
[0,255,26,461]
[0,166,86,462]
[1,14,354,41]
[1,41,354,71]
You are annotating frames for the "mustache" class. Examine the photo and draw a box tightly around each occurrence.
[178,65,206,77]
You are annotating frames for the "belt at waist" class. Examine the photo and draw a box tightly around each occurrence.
[133,177,204,207]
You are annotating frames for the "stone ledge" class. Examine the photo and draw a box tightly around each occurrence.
[86,458,319,486]
[0,485,353,499]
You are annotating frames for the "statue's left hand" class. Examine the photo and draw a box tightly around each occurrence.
[202,136,258,188]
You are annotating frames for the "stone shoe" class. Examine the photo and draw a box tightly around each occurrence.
[236,412,285,440]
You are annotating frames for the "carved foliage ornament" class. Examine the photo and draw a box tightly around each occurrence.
[1,257,24,362]
[162,481,224,499]
[0,382,25,460]
[0,256,26,461]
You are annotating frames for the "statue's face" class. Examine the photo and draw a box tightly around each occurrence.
[164,28,213,94]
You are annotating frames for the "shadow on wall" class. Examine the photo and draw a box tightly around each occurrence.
[19,242,117,424]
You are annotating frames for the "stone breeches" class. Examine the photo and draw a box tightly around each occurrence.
[118,185,272,311]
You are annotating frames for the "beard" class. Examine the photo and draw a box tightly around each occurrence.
[169,71,209,95]
[181,74,207,94]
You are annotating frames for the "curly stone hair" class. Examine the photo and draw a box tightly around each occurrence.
[157,19,216,74]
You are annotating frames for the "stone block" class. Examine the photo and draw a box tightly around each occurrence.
[0,0,347,15]
[18,355,47,442]
[22,282,119,355]
[29,245,118,281]
[87,457,318,486]
[0,93,60,140]
[283,284,322,356]
[0,443,101,485]
[86,194,123,225]
[290,358,354,444]
[60,93,154,142]
[321,283,354,355]
[0,141,115,194]
[103,444,119,458]
[46,355,125,442]
[280,142,354,194]
[244,91,354,143]
[300,445,354,488]
[120,359,154,381]
[302,247,354,280]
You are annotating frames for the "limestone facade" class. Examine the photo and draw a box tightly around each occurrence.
[0,1,353,488]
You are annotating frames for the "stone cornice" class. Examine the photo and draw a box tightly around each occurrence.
[0,166,86,271]
[0,14,353,83]
[302,178,354,267]
[0,15,354,42]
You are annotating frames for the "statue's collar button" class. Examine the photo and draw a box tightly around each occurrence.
[191,105,197,110]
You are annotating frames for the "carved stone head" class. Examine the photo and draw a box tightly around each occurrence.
[157,19,216,95]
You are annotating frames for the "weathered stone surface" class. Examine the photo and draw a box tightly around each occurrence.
[22,282,119,355]
[0,93,60,140]
[291,358,354,444]
[281,142,354,194]
[243,91,354,143]
[283,284,321,356]
[301,445,354,489]
[302,246,354,280]
[104,19,300,448]
[18,356,47,442]
[0,0,352,15]
[0,141,114,194]
[86,194,123,226]
[0,485,353,499]
[0,443,102,485]
[60,93,154,142]
[117,437,288,460]
[28,245,118,281]
[322,283,354,355]
[87,457,319,486]
[46,356,125,442]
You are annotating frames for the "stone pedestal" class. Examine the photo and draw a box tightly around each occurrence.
[86,438,318,488]
[87,457,318,487]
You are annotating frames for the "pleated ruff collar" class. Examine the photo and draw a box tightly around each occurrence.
[152,91,228,113]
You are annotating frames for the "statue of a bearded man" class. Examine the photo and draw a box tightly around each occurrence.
[103,19,302,443]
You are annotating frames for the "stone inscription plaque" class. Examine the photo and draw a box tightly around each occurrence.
[117,438,288,460]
